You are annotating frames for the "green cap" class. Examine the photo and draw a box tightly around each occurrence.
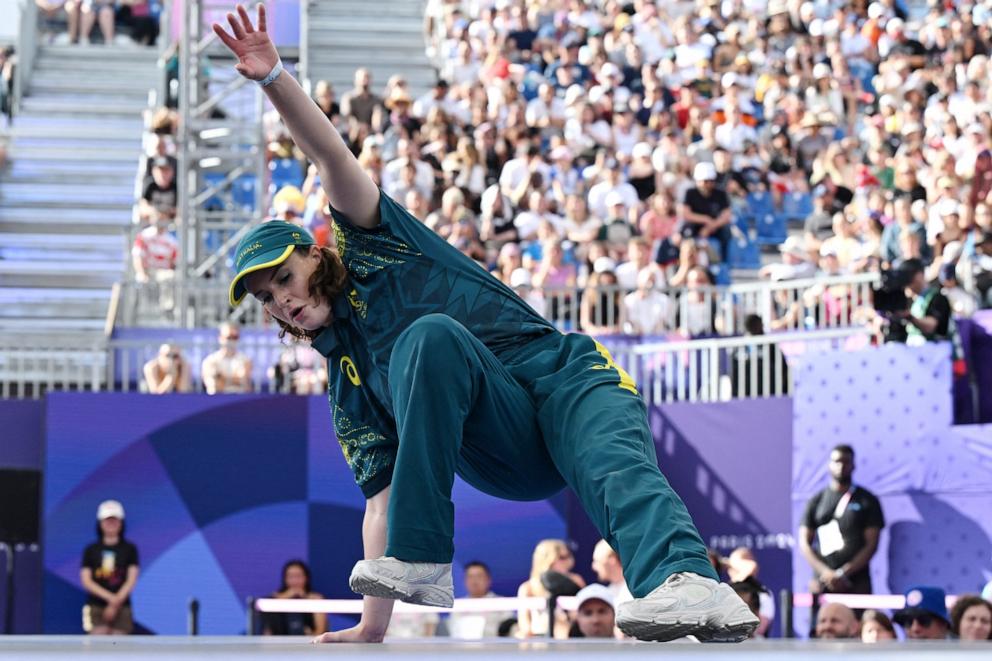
[229,221,315,306]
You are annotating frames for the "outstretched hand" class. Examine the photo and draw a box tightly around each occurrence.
[212,4,279,81]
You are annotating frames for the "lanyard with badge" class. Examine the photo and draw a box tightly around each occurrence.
[816,487,854,557]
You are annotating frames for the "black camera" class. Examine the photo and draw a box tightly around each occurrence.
[872,268,910,315]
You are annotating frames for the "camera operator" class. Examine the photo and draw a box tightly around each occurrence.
[877,259,952,345]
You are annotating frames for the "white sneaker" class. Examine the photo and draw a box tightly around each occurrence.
[349,556,454,608]
[616,572,759,642]
[79,37,90,46]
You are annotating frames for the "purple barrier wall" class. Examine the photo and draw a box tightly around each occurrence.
[958,310,992,424]
[42,393,566,634]
[792,341,992,637]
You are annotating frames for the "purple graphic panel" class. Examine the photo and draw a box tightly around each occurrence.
[44,393,567,633]
[793,342,992,637]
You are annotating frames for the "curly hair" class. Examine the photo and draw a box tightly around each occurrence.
[274,246,349,341]
[950,595,992,639]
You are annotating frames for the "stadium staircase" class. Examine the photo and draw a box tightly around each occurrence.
[0,43,158,335]
[303,0,436,96]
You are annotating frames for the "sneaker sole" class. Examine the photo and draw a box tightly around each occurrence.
[349,572,454,608]
[617,614,758,643]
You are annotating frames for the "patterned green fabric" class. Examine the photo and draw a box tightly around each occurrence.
[310,191,555,497]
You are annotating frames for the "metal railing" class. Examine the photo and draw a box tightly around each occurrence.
[537,272,880,336]
[2,324,871,401]
[110,271,882,334]
[611,327,872,405]
[12,0,40,117]
[0,334,107,399]
[106,334,298,393]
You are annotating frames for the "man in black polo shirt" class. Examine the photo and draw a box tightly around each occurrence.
[680,162,732,260]
[799,445,884,600]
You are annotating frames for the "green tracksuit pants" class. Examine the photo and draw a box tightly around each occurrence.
[384,314,717,597]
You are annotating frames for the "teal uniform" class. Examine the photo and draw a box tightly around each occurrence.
[310,191,716,596]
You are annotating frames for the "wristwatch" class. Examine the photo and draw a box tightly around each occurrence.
[835,567,846,578]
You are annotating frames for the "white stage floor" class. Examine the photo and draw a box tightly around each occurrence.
[0,637,990,660]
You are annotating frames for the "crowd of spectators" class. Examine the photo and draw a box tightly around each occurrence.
[123,0,992,395]
[35,0,162,47]
[241,0,992,343]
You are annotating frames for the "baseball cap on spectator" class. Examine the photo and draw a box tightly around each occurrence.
[550,146,573,161]
[499,242,521,260]
[780,236,809,260]
[510,268,533,289]
[856,165,880,188]
[605,191,626,208]
[813,63,831,79]
[273,185,306,215]
[152,156,173,169]
[893,586,950,628]
[867,3,885,19]
[768,0,789,16]
[886,17,905,35]
[614,87,632,105]
[902,122,924,137]
[593,256,618,274]
[598,63,621,87]
[97,500,125,520]
[363,135,384,150]
[938,262,959,283]
[721,72,741,89]
[575,584,615,612]
[693,162,718,181]
[937,198,961,217]
[819,244,839,258]
[614,100,632,114]
[561,33,581,49]
[632,142,653,160]
[879,94,897,109]
[808,19,824,38]
[564,84,586,106]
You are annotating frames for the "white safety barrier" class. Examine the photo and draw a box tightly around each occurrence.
[610,327,871,405]
[254,596,576,615]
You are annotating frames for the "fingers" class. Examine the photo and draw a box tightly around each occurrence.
[258,3,267,32]
[227,12,246,40]
[237,4,254,33]
[212,23,238,50]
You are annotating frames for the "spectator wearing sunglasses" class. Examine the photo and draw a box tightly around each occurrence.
[202,322,253,394]
[893,586,951,640]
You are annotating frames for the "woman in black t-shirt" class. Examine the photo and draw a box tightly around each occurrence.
[262,560,327,636]
[80,500,140,635]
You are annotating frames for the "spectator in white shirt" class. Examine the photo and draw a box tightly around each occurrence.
[715,106,758,155]
[587,159,639,220]
[623,269,671,335]
[448,561,514,640]
[201,323,253,394]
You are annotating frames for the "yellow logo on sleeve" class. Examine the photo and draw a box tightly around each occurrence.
[591,340,639,395]
[340,356,361,386]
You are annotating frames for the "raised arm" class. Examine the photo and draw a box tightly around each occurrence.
[213,4,380,228]
[313,485,395,643]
